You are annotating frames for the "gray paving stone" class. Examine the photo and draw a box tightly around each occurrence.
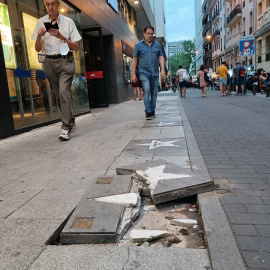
[237,236,270,252]
[143,121,183,128]
[231,225,259,236]
[242,251,270,270]
[29,246,129,270]
[61,175,133,244]
[121,138,187,157]
[222,204,247,213]
[220,195,263,205]
[226,213,270,225]
[261,197,270,204]
[8,188,84,219]
[0,219,63,270]
[245,205,270,214]
[198,192,246,270]
[124,247,211,270]
[117,159,213,204]
[256,225,270,237]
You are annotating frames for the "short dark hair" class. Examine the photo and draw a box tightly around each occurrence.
[200,64,206,71]
[144,26,154,33]
[178,65,182,69]
[222,61,226,65]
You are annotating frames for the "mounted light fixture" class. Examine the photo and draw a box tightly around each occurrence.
[134,0,139,4]
[60,8,65,13]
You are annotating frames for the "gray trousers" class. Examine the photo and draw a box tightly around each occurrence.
[43,55,75,131]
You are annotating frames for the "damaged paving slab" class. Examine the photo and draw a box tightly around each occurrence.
[0,92,246,270]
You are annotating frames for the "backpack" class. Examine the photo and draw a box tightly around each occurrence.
[204,71,210,83]
[183,71,189,81]
[239,66,246,78]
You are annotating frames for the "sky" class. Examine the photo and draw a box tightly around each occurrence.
[165,0,195,42]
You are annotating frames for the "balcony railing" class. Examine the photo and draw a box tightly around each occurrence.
[266,54,270,61]
[213,29,221,38]
[227,5,242,26]
[203,21,212,35]
[249,26,253,34]
[212,10,220,22]
[203,51,212,61]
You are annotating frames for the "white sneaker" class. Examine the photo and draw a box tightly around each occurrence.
[59,129,71,141]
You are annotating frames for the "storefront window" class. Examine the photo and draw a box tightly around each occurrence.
[123,54,132,83]
[0,0,87,130]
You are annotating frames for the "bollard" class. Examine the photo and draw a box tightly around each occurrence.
[266,85,270,97]
[253,85,257,95]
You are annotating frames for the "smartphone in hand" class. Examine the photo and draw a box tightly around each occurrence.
[44,21,59,32]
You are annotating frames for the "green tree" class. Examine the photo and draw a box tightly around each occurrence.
[170,39,196,78]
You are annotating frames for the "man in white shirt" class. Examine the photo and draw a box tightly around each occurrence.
[32,0,82,140]
[176,65,188,97]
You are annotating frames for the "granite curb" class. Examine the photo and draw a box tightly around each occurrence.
[177,93,247,270]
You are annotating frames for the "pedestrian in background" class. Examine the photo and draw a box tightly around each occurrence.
[225,60,231,95]
[132,67,143,100]
[258,68,270,85]
[33,0,81,140]
[233,61,245,95]
[217,62,228,96]
[242,61,248,94]
[197,64,209,97]
[176,65,188,98]
[132,26,166,120]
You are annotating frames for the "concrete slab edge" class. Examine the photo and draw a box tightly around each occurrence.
[178,95,247,270]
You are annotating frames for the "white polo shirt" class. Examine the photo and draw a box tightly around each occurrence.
[32,14,82,55]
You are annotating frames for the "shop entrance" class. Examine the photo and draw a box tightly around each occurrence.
[83,27,111,108]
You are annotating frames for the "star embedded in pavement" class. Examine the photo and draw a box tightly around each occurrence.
[159,122,178,127]
[136,164,191,190]
[138,140,181,150]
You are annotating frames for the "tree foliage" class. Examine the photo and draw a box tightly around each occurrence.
[170,40,196,78]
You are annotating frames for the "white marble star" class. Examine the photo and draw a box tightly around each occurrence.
[159,122,178,127]
[138,140,180,150]
[136,165,191,190]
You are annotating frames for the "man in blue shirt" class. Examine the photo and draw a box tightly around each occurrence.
[132,26,166,120]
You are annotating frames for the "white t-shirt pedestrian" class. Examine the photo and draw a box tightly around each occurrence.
[32,14,81,55]
[176,68,187,82]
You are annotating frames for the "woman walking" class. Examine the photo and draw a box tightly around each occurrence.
[132,68,143,100]
[197,65,209,97]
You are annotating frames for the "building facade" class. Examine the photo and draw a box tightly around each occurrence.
[201,0,258,71]
[148,0,167,66]
[0,0,155,138]
[195,0,204,72]
[254,0,270,71]
[202,0,213,69]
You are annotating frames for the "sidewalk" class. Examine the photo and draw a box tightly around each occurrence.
[0,90,245,270]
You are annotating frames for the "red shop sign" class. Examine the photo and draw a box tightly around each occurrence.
[86,71,103,79]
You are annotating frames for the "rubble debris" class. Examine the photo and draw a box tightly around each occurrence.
[140,187,151,197]
[143,205,157,212]
[180,229,189,235]
[217,190,232,195]
[141,242,150,247]
[130,230,170,243]
[165,215,174,220]
[164,237,181,247]
[193,225,199,232]
[170,219,198,227]
[90,193,139,207]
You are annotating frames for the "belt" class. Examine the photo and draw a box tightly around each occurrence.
[45,52,73,59]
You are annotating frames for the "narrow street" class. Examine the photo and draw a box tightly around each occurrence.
[181,88,270,270]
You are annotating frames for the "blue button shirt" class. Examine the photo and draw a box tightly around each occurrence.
[133,40,163,77]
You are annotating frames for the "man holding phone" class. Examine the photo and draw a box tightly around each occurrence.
[32,0,81,140]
